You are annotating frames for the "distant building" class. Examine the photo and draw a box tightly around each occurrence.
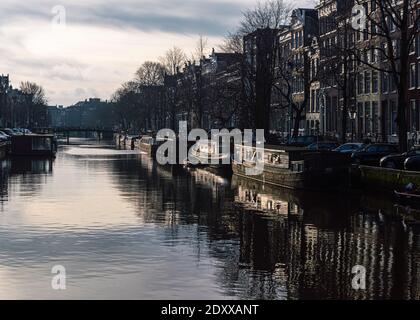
[61,98,115,129]
[47,105,65,127]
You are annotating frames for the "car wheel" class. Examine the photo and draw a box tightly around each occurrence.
[384,161,396,169]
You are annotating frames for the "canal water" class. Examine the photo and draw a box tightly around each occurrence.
[0,139,418,300]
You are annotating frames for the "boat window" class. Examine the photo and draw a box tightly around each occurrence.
[32,137,52,151]
[291,162,304,172]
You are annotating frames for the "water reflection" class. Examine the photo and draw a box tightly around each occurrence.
[231,177,420,300]
[0,141,418,300]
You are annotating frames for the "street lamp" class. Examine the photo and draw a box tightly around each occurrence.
[348,109,357,142]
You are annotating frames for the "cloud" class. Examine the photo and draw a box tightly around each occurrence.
[0,0,313,106]
[0,0,253,35]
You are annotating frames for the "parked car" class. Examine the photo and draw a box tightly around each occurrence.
[306,141,340,151]
[14,128,32,135]
[333,143,365,154]
[2,128,20,136]
[0,131,11,139]
[404,155,420,171]
[351,143,399,166]
[288,135,327,147]
[12,128,23,135]
[380,147,420,169]
[0,132,10,142]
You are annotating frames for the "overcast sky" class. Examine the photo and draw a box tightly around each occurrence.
[0,0,313,106]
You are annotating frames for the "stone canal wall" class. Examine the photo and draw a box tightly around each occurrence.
[359,165,420,190]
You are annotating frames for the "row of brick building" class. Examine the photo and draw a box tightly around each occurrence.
[159,0,418,146]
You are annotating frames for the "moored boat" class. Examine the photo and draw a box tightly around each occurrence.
[0,141,8,159]
[232,144,350,191]
[139,135,159,157]
[394,190,420,201]
[188,139,231,171]
[11,134,57,157]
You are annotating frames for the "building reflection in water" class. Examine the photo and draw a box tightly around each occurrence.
[232,176,420,300]
[1,146,417,300]
[0,157,53,205]
[110,155,419,300]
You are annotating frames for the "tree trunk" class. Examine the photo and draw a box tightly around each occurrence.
[292,107,301,138]
[397,10,409,153]
[397,86,408,152]
[341,93,348,144]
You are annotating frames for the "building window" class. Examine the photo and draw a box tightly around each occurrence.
[358,73,364,94]
[382,72,389,93]
[390,75,396,92]
[417,100,420,131]
[371,0,376,11]
[364,70,371,94]
[358,102,364,136]
[410,63,417,89]
[410,100,417,131]
[381,43,387,61]
[372,71,378,93]
[371,49,377,62]
[372,101,379,134]
[416,34,420,57]
[418,62,420,88]
[390,100,397,134]
[365,102,372,134]
[388,15,396,32]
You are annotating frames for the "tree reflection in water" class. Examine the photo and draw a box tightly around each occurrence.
[110,156,419,300]
[0,146,418,300]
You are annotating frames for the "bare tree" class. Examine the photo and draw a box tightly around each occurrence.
[20,81,48,127]
[239,0,293,134]
[112,81,143,131]
[219,31,244,54]
[220,0,292,54]
[239,0,292,34]
[205,65,242,128]
[194,34,209,61]
[159,46,187,75]
[20,81,48,106]
[135,61,166,86]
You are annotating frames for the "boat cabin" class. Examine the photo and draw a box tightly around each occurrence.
[11,134,57,157]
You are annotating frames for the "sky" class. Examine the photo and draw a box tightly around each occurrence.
[0,0,313,106]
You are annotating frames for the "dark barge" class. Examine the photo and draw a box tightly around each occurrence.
[11,134,57,157]
[232,144,350,191]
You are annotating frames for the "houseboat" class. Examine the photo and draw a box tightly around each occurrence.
[11,134,57,157]
[188,139,231,171]
[138,135,159,157]
[0,141,9,159]
[232,144,350,191]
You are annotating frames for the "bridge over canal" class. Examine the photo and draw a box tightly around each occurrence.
[32,127,118,143]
